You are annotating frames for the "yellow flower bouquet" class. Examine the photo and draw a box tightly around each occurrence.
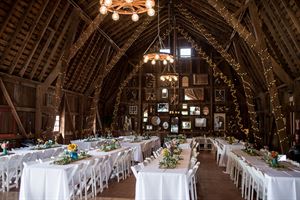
[67,143,78,152]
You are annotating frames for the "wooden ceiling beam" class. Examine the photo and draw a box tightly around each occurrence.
[38,8,75,81]
[66,33,98,89]
[85,15,156,131]
[1,0,35,74]
[80,42,110,93]
[12,0,50,76]
[261,1,299,65]
[207,0,289,151]
[280,0,300,33]
[72,35,102,91]
[18,0,62,78]
[29,3,70,79]
[270,0,300,52]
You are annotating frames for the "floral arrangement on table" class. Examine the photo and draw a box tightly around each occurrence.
[226,136,236,144]
[262,150,284,168]
[1,141,9,155]
[159,148,180,169]
[142,133,151,140]
[99,139,120,152]
[242,143,259,156]
[53,144,90,165]
[31,139,60,150]
[164,134,187,144]
[83,135,100,142]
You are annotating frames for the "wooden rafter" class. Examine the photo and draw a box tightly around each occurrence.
[18,0,62,77]
[1,0,35,74]
[85,15,156,131]
[207,0,290,152]
[11,0,50,76]
[29,3,70,79]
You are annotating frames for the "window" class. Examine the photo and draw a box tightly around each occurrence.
[160,49,170,54]
[180,48,191,58]
[53,115,60,132]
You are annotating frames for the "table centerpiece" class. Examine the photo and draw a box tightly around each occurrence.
[53,143,90,165]
[31,139,61,150]
[159,148,180,169]
[242,143,260,156]
[1,141,9,155]
[99,139,120,152]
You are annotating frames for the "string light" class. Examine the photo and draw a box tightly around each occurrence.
[207,0,287,151]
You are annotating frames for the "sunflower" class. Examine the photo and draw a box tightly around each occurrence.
[67,143,78,152]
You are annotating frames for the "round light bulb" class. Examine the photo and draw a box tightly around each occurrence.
[170,58,174,63]
[166,55,171,60]
[99,5,107,15]
[144,55,149,60]
[160,76,165,81]
[174,76,178,81]
[145,0,154,8]
[147,8,155,16]
[163,60,168,65]
[151,60,156,65]
[143,58,148,63]
[155,54,160,60]
[104,0,112,6]
[132,13,139,22]
[112,11,119,21]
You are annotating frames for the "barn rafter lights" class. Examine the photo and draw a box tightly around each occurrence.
[143,0,174,65]
[99,0,155,22]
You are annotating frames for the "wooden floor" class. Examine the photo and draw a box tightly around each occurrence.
[1,151,242,200]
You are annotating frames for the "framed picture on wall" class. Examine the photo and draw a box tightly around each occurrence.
[215,89,225,102]
[214,113,226,131]
[182,121,192,129]
[195,118,207,127]
[157,103,169,112]
[190,106,201,115]
[193,74,208,85]
[129,105,138,115]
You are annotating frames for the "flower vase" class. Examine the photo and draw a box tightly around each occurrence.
[271,157,278,167]
[2,148,7,155]
[70,151,78,160]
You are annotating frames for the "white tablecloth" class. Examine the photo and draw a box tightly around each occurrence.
[135,148,192,200]
[71,139,104,150]
[179,138,193,149]
[19,147,129,200]
[12,146,66,160]
[211,138,244,167]
[231,149,300,200]
[19,161,76,200]
[120,136,161,162]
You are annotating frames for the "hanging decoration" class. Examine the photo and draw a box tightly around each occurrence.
[143,0,174,65]
[160,64,178,82]
[99,0,156,22]
[175,6,261,142]
[175,27,245,135]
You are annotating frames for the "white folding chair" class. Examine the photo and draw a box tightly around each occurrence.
[3,154,22,191]
[131,164,142,179]
[111,152,125,182]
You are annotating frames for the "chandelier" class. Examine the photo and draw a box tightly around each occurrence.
[160,64,178,82]
[99,0,156,22]
[143,0,174,65]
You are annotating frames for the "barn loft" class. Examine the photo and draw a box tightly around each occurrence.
[0,0,300,200]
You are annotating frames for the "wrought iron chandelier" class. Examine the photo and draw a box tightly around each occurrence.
[143,0,174,65]
[160,64,178,82]
[99,0,156,22]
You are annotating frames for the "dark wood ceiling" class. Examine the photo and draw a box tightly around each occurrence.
[0,0,299,97]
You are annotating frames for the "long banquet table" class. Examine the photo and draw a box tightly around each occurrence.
[135,148,192,200]
[230,149,300,200]
[19,147,128,200]
[120,136,160,162]
[211,138,244,167]
[70,139,104,150]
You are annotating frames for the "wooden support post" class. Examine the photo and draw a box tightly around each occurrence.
[0,78,28,138]
[35,85,43,137]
